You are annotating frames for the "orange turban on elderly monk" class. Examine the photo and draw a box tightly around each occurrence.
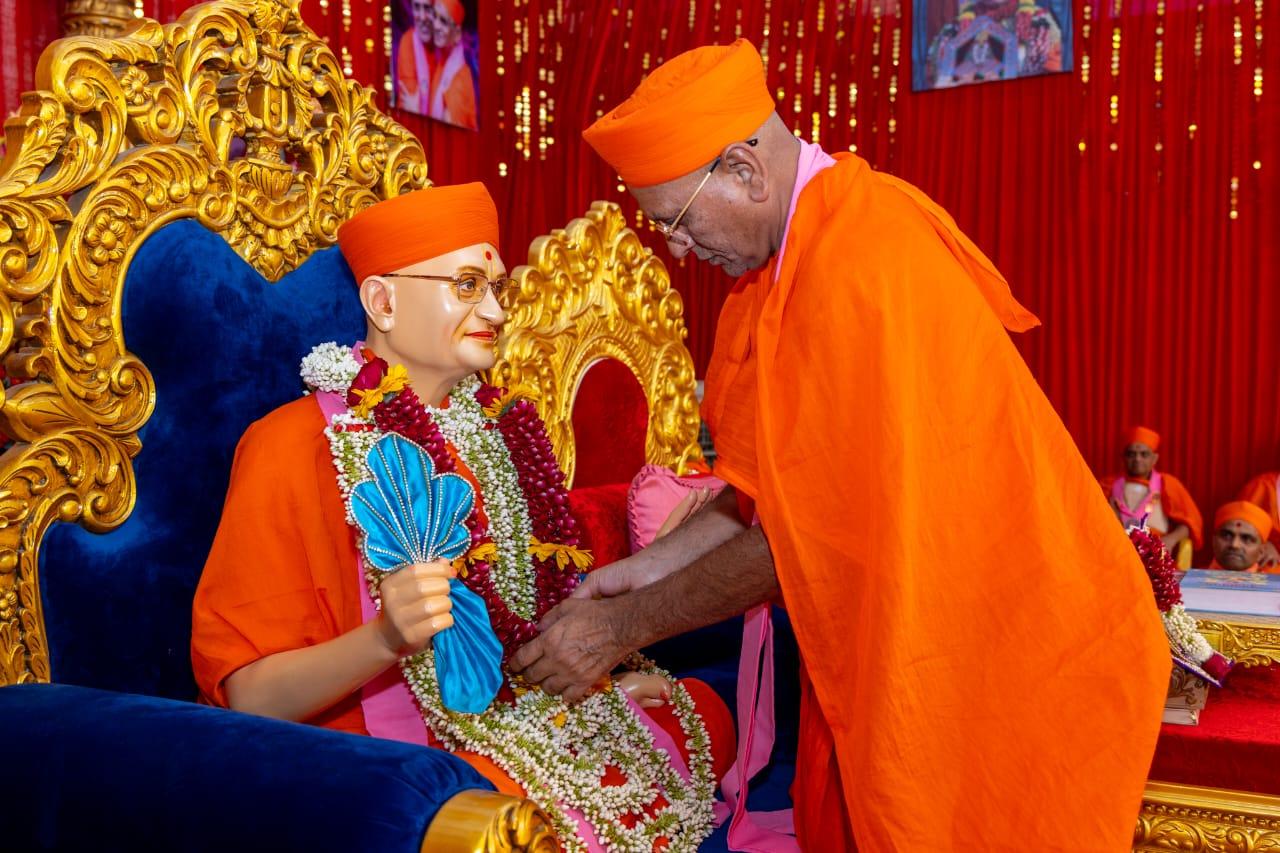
[1215,501,1274,541]
[1123,425,1161,451]
[582,39,775,188]
[337,183,499,284]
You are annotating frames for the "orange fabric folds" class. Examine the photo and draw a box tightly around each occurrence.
[703,153,1169,850]
[337,183,499,284]
[582,39,775,188]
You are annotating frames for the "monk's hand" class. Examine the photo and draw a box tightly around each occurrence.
[375,560,455,658]
[1261,542,1280,568]
[509,597,632,703]
[570,553,666,600]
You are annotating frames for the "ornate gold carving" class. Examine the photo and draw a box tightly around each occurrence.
[62,0,139,39]
[491,201,703,487]
[1138,782,1280,852]
[421,790,559,852]
[1195,617,1280,669]
[0,0,429,686]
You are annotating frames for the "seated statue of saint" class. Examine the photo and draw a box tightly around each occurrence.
[191,183,733,851]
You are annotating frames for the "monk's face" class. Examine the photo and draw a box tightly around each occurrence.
[361,242,507,397]
[1213,519,1264,570]
[1123,442,1157,478]
[631,145,775,279]
[411,0,435,42]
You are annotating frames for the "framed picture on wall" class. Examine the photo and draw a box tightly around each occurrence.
[912,0,1073,91]
[391,0,480,130]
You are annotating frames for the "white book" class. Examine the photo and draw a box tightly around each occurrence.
[1179,569,1280,617]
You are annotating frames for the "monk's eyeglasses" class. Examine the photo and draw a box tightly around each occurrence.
[650,138,758,238]
[377,272,516,306]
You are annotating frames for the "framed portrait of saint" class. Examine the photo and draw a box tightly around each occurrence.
[912,0,1073,91]
[391,0,480,130]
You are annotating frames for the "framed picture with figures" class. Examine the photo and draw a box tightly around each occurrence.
[912,0,1073,91]
[390,0,480,130]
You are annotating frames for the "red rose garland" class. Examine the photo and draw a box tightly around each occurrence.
[366,373,582,662]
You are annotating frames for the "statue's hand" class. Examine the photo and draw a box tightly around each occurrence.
[375,560,455,658]
[616,672,673,709]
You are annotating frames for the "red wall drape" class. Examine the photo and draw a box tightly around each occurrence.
[2,0,1276,560]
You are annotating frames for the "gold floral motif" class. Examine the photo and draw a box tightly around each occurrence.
[61,0,138,39]
[0,0,428,688]
[491,202,703,486]
[1138,782,1280,852]
[421,790,560,853]
[1195,617,1280,669]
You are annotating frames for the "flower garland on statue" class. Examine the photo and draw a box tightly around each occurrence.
[301,343,716,852]
[1128,526,1233,686]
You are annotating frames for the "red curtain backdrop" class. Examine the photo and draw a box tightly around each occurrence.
[2,0,1276,560]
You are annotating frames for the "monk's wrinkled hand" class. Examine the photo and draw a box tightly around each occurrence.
[571,554,662,600]
[509,597,631,703]
[375,560,455,658]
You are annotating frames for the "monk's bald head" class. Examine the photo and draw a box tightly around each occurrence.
[630,112,800,277]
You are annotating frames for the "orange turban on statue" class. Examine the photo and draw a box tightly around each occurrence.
[1215,501,1273,541]
[582,39,775,188]
[337,183,499,285]
[1123,425,1161,451]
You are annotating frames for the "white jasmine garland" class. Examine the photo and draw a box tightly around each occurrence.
[1162,605,1216,664]
[306,343,716,851]
[300,341,361,393]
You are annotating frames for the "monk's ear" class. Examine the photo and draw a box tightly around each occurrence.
[360,276,396,332]
[722,140,769,202]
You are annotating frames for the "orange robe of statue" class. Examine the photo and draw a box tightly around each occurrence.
[192,396,732,796]
[1099,471,1204,548]
[1238,471,1280,549]
[702,153,1169,851]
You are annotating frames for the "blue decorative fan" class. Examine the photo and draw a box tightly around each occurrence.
[350,434,504,714]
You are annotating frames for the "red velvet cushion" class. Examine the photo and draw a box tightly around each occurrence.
[1150,663,1280,795]
[569,483,631,569]
[570,359,648,489]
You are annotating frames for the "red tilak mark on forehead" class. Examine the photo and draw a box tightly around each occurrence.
[484,250,493,260]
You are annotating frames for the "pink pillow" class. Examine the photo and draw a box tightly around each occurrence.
[627,464,728,553]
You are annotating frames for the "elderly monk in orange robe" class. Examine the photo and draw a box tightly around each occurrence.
[1099,425,1203,553]
[396,0,477,129]
[191,184,733,821]
[1208,501,1274,573]
[509,39,1169,851]
[1237,471,1280,567]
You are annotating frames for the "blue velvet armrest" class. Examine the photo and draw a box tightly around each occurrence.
[1,683,493,852]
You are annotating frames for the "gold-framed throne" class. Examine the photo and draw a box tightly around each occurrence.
[0,0,697,848]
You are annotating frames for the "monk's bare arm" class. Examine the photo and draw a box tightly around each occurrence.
[513,524,778,699]
[1162,523,1191,549]
[225,620,400,721]
[572,486,747,599]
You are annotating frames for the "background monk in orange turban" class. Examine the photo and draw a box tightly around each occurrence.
[191,183,733,849]
[510,38,1169,852]
[1236,470,1280,567]
[1099,425,1203,553]
[1209,501,1274,572]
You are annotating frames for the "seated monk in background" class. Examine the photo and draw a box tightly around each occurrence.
[191,184,732,851]
[1237,471,1280,567]
[1209,501,1275,573]
[1100,425,1203,552]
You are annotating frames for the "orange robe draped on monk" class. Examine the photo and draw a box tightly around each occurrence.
[396,30,477,130]
[1238,471,1280,550]
[192,395,733,795]
[702,153,1169,851]
[1099,471,1204,548]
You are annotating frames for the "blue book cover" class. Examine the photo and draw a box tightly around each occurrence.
[1179,569,1280,617]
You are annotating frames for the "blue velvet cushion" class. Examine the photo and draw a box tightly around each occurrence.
[1,683,492,851]
[40,220,365,698]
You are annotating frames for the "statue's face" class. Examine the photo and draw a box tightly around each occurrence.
[1214,520,1265,570]
[368,241,507,395]
[1123,442,1157,478]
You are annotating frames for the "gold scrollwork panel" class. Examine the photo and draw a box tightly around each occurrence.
[0,0,430,687]
[1137,782,1280,852]
[492,201,703,487]
[1196,618,1280,669]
